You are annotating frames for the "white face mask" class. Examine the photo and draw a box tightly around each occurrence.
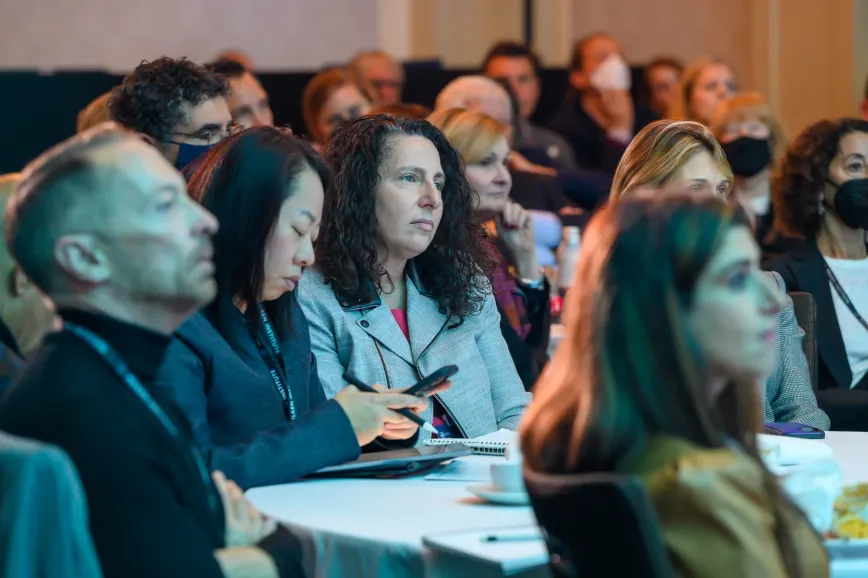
[589,54,632,92]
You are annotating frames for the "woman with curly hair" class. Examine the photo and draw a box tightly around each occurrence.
[297,114,531,439]
[768,118,868,430]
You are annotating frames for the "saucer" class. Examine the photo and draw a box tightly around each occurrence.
[467,484,530,505]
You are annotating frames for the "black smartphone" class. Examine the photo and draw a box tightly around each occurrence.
[405,365,458,397]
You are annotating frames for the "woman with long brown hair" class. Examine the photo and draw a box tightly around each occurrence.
[521,192,828,577]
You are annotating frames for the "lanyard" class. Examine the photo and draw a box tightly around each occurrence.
[64,322,217,511]
[824,262,868,333]
[250,306,296,421]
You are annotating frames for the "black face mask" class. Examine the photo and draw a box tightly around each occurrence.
[830,178,868,229]
[722,137,772,178]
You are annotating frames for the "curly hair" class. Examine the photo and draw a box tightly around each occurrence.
[773,118,868,239]
[317,114,494,323]
[109,57,228,143]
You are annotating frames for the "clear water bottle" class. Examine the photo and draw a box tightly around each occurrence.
[556,226,581,294]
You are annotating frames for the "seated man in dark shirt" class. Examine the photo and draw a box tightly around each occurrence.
[0,124,299,578]
[548,32,657,174]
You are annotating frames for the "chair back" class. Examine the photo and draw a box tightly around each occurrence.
[524,469,675,578]
[789,292,818,391]
[0,433,103,578]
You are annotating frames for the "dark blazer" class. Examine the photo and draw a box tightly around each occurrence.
[766,241,868,430]
[156,298,360,490]
[547,98,658,175]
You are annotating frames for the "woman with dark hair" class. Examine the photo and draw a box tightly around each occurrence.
[156,127,428,489]
[768,118,868,430]
[297,115,531,439]
[523,192,828,577]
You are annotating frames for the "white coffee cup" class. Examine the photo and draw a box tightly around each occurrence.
[490,461,525,493]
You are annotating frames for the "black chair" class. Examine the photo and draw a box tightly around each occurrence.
[789,292,818,392]
[524,469,675,578]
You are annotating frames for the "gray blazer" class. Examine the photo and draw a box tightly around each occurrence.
[764,271,830,430]
[297,265,532,440]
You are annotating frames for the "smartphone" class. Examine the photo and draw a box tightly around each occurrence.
[405,365,458,397]
[764,422,826,439]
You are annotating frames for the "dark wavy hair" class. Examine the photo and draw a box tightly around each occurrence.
[109,57,229,143]
[773,118,868,239]
[317,114,494,323]
[187,126,330,339]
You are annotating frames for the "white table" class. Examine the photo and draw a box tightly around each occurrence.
[247,433,868,578]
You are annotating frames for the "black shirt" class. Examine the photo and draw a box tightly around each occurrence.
[0,308,300,578]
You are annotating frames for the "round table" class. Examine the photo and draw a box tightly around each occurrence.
[246,432,868,578]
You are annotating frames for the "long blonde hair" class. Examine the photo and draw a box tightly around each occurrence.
[427,108,507,164]
[611,119,733,200]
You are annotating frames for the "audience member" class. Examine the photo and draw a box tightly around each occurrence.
[0,174,54,356]
[302,68,371,148]
[0,124,302,578]
[76,92,112,133]
[610,120,829,429]
[368,102,430,119]
[297,115,531,439]
[435,75,602,214]
[208,58,274,129]
[482,41,578,171]
[157,127,429,489]
[109,57,234,171]
[214,49,253,71]
[668,56,737,125]
[769,118,868,430]
[643,57,682,118]
[522,192,828,577]
[547,32,657,174]
[347,50,404,106]
[429,108,551,389]
[710,92,799,259]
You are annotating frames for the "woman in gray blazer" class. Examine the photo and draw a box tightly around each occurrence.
[297,115,532,440]
[156,127,427,489]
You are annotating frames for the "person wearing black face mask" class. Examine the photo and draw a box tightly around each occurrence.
[109,57,236,173]
[710,93,799,259]
[768,118,868,431]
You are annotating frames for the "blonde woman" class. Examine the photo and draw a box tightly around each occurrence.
[428,108,551,389]
[709,92,794,258]
[610,120,828,430]
[667,57,737,125]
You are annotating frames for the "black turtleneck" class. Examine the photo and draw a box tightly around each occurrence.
[0,308,230,578]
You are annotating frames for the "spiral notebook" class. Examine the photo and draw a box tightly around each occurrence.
[424,428,516,456]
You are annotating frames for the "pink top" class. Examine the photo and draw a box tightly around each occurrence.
[390,309,410,341]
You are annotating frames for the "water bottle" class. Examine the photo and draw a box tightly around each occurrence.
[556,226,581,294]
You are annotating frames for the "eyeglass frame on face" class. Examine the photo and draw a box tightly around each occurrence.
[169,121,243,146]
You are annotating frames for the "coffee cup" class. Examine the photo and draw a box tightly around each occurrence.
[490,461,525,493]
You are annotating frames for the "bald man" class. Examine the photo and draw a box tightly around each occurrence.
[347,50,404,106]
[0,175,55,358]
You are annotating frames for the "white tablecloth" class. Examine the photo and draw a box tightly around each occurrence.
[246,433,868,578]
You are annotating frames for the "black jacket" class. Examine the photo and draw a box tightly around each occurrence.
[0,309,301,578]
[766,242,868,430]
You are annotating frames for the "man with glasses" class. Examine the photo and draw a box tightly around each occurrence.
[347,50,404,107]
[109,57,236,171]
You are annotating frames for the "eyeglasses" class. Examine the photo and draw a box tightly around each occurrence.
[171,122,243,145]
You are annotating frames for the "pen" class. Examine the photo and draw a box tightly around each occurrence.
[480,533,542,543]
[343,373,438,434]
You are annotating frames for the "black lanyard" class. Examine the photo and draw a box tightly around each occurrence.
[824,261,868,332]
[250,306,296,421]
[64,322,217,511]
